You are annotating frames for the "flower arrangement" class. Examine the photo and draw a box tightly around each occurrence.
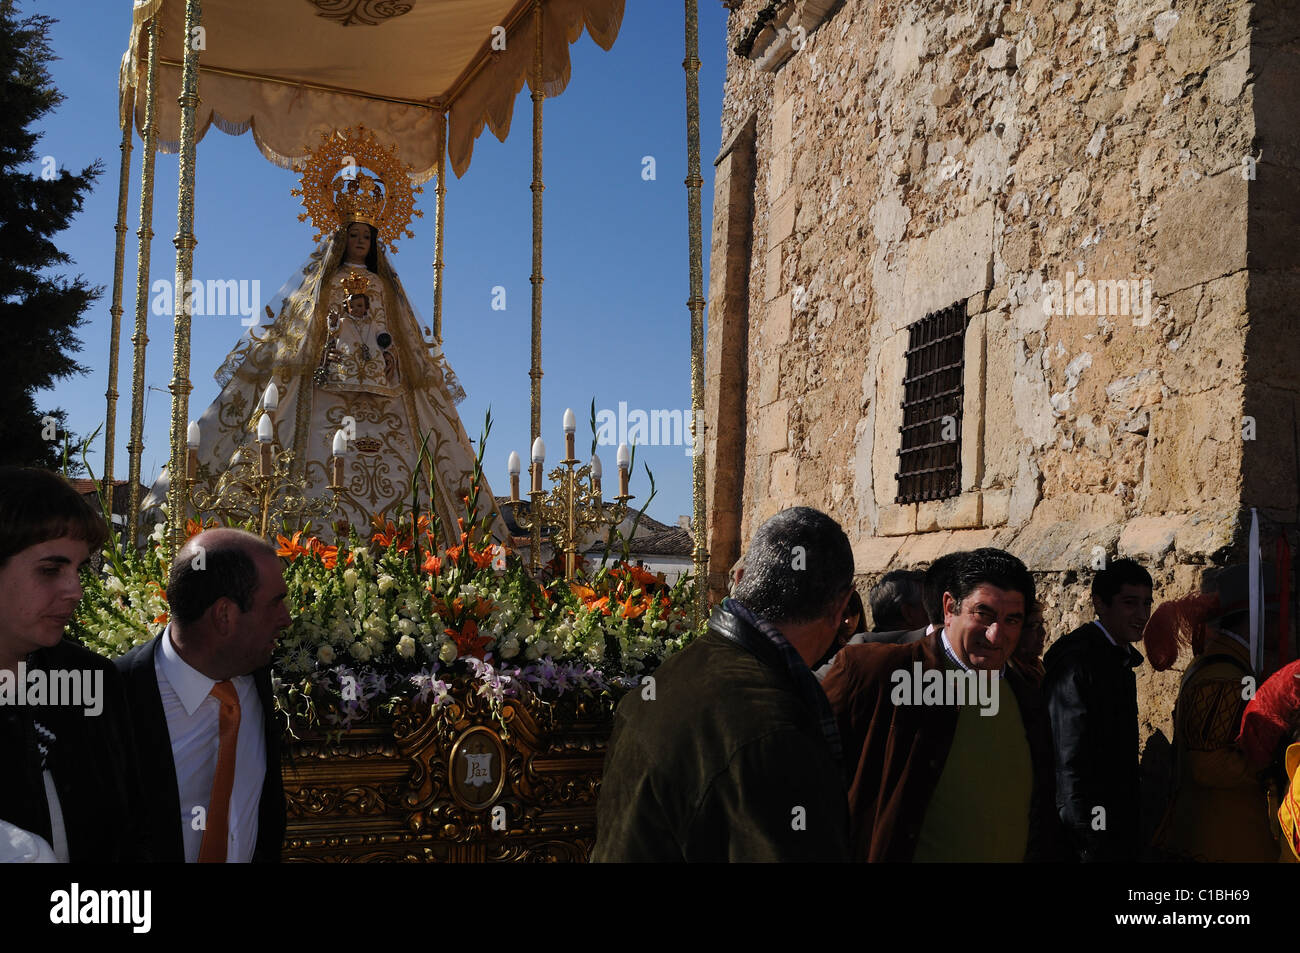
[72,414,704,734]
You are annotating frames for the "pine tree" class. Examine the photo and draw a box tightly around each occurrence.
[0,0,100,472]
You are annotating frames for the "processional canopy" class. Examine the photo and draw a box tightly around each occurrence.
[120,0,626,177]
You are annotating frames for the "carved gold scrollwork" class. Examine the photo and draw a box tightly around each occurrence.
[282,683,614,862]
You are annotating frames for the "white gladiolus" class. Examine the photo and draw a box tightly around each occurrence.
[317,645,336,664]
[500,638,520,659]
[377,574,396,593]
[343,567,359,590]
[349,642,372,662]
[396,635,416,659]
[439,640,458,663]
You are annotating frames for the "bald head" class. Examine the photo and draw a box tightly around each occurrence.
[168,528,277,627]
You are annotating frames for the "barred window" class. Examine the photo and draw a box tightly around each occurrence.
[895,302,970,504]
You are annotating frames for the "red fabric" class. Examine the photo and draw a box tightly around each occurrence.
[1237,659,1300,769]
[1144,593,1220,672]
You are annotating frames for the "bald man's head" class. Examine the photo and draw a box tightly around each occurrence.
[167,528,278,626]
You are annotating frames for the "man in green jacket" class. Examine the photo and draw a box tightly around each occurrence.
[592,506,854,862]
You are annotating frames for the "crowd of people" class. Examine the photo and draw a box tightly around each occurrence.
[0,467,287,862]
[594,505,1300,863]
[5,463,1299,864]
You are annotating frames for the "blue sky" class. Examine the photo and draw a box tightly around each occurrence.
[32,0,728,529]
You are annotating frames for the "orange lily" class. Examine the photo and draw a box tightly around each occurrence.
[447,619,491,660]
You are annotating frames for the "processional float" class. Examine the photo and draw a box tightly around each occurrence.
[104,0,708,606]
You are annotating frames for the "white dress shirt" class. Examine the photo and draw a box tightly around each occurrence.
[155,627,265,862]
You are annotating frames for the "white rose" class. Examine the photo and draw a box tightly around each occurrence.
[317,645,336,664]
[438,640,458,663]
[348,642,372,662]
[395,618,417,636]
[397,635,416,659]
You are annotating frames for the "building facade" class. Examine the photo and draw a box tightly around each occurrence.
[704,0,1300,751]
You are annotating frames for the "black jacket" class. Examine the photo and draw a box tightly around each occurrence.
[592,605,849,862]
[0,639,152,861]
[1042,622,1143,862]
[115,633,286,862]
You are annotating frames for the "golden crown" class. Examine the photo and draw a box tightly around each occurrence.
[340,272,370,297]
[292,125,423,252]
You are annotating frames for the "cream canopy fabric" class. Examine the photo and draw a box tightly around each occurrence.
[119,0,624,178]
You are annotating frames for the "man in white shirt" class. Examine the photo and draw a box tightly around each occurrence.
[116,528,291,863]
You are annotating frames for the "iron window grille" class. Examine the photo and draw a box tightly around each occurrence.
[895,302,970,504]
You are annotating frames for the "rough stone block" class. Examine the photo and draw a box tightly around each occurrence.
[769,190,797,247]
[765,244,784,301]
[961,314,986,491]
[873,330,909,508]
[757,398,792,454]
[916,501,940,533]
[758,356,781,407]
[1154,170,1247,297]
[1009,494,1126,572]
[1174,511,1240,561]
[903,201,995,322]
[1141,389,1243,513]
[1117,516,1180,563]
[851,535,905,573]
[983,488,1011,526]
[768,146,791,199]
[765,292,793,346]
[769,452,798,502]
[772,97,795,149]
[877,502,916,536]
[896,530,955,567]
[938,492,983,530]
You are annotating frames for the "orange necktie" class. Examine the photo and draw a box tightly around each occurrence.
[198,680,240,863]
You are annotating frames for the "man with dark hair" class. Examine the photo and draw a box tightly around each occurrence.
[822,547,1060,861]
[1042,557,1153,862]
[116,528,290,862]
[922,552,963,632]
[869,570,927,632]
[593,506,853,861]
[0,467,149,862]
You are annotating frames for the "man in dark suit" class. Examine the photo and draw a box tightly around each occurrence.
[1042,557,1153,862]
[117,528,290,862]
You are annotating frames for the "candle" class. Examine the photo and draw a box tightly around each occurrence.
[332,429,347,456]
[257,412,273,476]
[507,451,521,502]
[332,454,344,488]
[616,443,630,498]
[186,449,198,481]
[187,420,200,449]
[590,453,602,497]
[563,408,576,460]
[262,382,279,412]
[531,438,545,494]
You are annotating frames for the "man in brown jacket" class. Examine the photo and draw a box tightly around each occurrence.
[821,548,1060,861]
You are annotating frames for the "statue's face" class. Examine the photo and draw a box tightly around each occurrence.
[345,222,371,263]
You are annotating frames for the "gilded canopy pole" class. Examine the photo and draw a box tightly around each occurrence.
[433,107,447,343]
[165,0,203,558]
[103,91,135,503]
[684,0,708,622]
[126,18,160,539]
[528,0,545,571]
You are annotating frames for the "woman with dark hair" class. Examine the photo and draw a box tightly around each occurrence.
[0,467,150,861]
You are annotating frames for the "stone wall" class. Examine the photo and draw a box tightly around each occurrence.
[704,0,1300,754]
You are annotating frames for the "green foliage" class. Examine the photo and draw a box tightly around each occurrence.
[0,0,101,471]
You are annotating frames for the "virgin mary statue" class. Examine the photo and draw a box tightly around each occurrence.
[145,128,506,543]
